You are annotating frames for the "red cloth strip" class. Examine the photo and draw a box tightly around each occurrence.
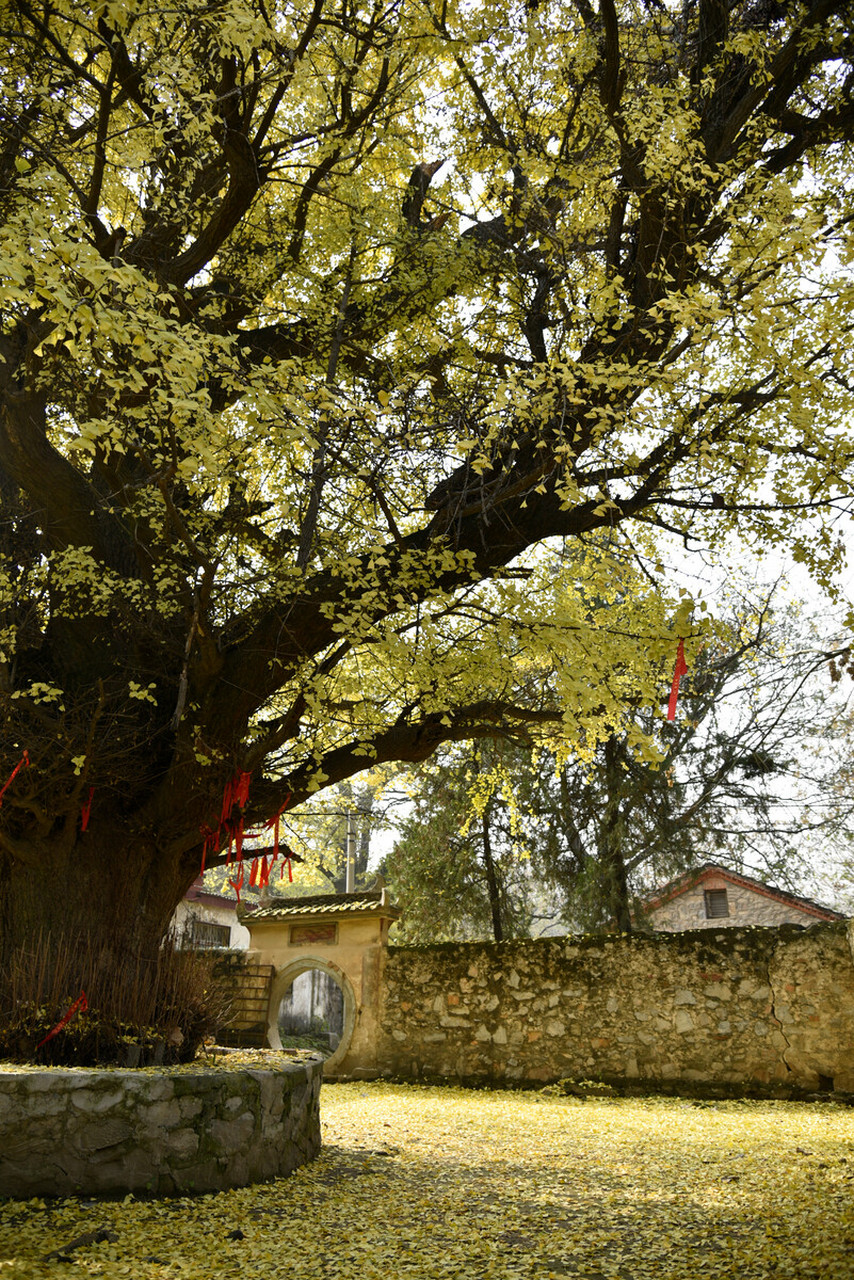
[259,855,270,888]
[217,772,252,868]
[228,863,244,904]
[249,857,259,887]
[36,991,88,1049]
[80,786,94,831]
[220,777,234,825]
[0,750,30,808]
[265,793,291,862]
[234,771,251,808]
[667,639,688,721]
[199,824,216,875]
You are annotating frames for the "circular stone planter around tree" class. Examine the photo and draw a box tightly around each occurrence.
[0,1054,323,1198]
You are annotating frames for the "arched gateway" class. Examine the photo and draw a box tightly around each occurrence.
[246,889,400,1078]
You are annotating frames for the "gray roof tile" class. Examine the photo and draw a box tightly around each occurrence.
[251,890,399,920]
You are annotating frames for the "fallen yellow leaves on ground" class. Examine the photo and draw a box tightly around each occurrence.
[1,1083,852,1279]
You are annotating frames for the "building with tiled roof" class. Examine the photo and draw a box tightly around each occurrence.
[171,878,254,950]
[639,863,846,932]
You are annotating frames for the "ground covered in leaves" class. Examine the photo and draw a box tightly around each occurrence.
[1,1081,852,1279]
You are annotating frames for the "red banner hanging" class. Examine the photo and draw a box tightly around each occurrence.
[220,777,234,826]
[667,639,688,721]
[265,793,291,863]
[36,991,88,1049]
[234,771,251,808]
[199,770,263,879]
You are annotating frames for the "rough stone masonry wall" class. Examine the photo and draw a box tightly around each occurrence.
[376,922,854,1092]
[0,1057,323,1198]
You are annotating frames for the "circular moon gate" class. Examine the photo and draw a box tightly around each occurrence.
[267,956,356,1073]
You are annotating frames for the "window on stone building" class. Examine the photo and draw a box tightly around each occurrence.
[704,889,729,918]
[189,920,232,948]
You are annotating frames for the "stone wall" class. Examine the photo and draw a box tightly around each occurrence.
[375,922,854,1093]
[0,1056,322,1198]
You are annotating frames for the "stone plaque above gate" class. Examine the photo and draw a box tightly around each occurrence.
[291,922,337,946]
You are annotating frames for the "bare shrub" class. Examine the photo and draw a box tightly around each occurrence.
[0,929,236,1066]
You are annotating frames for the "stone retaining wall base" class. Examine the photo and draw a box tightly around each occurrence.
[0,1057,323,1198]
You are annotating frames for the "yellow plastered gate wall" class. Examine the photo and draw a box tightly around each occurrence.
[247,889,400,1079]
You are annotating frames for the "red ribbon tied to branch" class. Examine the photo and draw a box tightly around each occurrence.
[36,991,88,1049]
[265,794,291,860]
[0,750,29,808]
[201,770,255,878]
[667,639,688,721]
[199,824,217,874]
[233,771,251,808]
[264,795,293,881]
[228,862,245,905]
[222,771,253,900]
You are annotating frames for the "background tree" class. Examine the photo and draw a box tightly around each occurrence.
[384,593,854,937]
[2,0,854,974]
[382,744,538,942]
[531,625,854,931]
[279,775,389,894]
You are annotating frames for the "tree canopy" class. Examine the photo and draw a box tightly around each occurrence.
[2,0,854,962]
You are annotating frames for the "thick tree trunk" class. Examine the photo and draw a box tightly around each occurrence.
[0,816,193,975]
[0,814,232,1066]
[481,804,504,943]
[600,739,633,934]
[600,839,633,934]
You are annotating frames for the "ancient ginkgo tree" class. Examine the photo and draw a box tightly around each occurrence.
[1,0,853,966]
